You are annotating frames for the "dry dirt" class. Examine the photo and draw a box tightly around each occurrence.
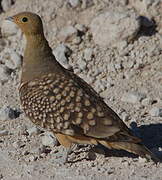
[0,0,162,180]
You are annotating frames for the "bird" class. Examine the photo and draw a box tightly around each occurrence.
[6,12,160,163]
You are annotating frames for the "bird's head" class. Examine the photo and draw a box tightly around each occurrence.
[6,12,44,36]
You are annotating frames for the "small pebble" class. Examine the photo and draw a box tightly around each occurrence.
[0,130,8,136]
[58,26,78,42]
[1,20,18,37]
[138,157,147,163]
[12,140,25,149]
[28,155,36,162]
[0,65,11,84]
[75,24,87,33]
[41,133,57,147]
[27,126,40,136]
[121,111,129,121]
[5,51,22,70]
[77,58,87,70]
[1,0,12,11]
[149,107,162,117]
[53,44,72,69]
[121,92,146,104]
[141,98,153,106]
[0,106,19,121]
[84,48,93,61]
[68,0,80,8]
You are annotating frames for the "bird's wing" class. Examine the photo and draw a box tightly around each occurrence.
[20,71,141,143]
[63,70,141,143]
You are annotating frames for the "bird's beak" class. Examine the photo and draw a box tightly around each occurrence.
[5,16,14,22]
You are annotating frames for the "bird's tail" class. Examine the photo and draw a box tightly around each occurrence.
[98,140,160,163]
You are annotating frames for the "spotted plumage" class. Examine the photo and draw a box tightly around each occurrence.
[19,72,115,137]
[7,12,160,163]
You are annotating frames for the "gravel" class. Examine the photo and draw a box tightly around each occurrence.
[0,0,161,179]
[149,107,162,117]
[1,20,18,37]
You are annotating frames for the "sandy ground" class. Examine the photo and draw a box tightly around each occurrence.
[0,0,162,179]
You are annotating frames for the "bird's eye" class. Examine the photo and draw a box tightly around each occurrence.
[22,17,28,22]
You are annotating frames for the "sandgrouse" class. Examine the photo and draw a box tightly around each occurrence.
[6,12,159,163]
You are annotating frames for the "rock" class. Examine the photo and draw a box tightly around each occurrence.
[149,107,162,117]
[5,51,22,70]
[1,20,18,37]
[90,10,140,47]
[84,48,93,61]
[26,127,40,137]
[0,106,19,121]
[57,26,78,42]
[87,151,97,160]
[116,40,128,54]
[0,39,6,52]
[68,0,81,8]
[75,24,87,33]
[122,161,129,167]
[138,156,147,163]
[28,155,36,162]
[0,130,8,136]
[1,0,12,11]
[0,65,11,84]
[12,140,25,149]
[94,79,106,92]
[81,0,94,9]
[41,132,57,147]
[121,92,146,104]
[121,111,129,121]
[24,155,36,162]
[72,36,82,45]
[107,63,116,73]
[114,63,122,70]
[124,70,135,79]
[53,44,72,70]
[129,0,158,14]
[77,58,87,70]
[30,145,46,155]
[141,97,153,106]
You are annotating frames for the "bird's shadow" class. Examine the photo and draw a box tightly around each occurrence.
[92,122,162,160]
[131,122,162,152]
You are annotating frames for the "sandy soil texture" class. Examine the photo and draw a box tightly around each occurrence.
[0,0,162,179]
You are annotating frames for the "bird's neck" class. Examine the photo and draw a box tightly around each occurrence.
[21,33,62,83]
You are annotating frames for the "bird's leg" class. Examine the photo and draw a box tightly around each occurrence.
[54,133,78,163]
[63,143,77,163]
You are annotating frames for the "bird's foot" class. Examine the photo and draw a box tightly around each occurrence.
[54,144,78,164]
